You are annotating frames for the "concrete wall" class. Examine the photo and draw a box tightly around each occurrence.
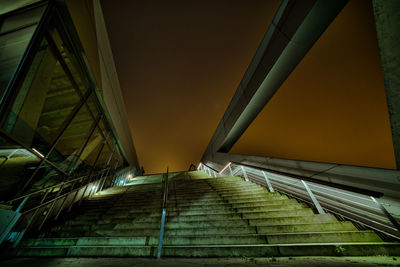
[65,0,139,167]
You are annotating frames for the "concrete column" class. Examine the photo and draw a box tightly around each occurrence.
[373,0,400,169]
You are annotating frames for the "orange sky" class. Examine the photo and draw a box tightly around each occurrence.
[101,0,281,173]
[101,0,395,173]
[231,0,396,169]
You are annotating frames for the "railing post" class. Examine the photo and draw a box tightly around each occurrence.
[301,180,325,214]
[157,168,169,259]
[240,166,249,181]
[228,165,233,176]
[54,195,68,221]
[68,177,84,212]
[262,171,274,193]
[371,196,400,233]
[38,183,66,231]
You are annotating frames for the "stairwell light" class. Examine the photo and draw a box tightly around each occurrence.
[32,148,44,158]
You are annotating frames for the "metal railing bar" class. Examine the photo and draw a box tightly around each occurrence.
[202,163,219,173]
[231,161,383,197]
[157,168,169,259]
[211,161,400,239]
[270,183,391,225]
[7,174,92,204]
[371,196,400,234]
[266,177,380,211]
[20,178,103,215]
[0,130,69,179]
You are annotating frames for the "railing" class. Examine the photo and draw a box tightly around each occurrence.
[198,161,400,240]
[1,167,123,246]
[157,168,169,259]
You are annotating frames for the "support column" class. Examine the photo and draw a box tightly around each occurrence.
[373,0,400,169]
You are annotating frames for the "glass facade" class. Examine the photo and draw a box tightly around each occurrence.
[0,2,127,201]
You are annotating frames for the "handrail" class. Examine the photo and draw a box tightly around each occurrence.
[200,161,400,240]
[202,163,219,173]
[162,168,169,209]
[2,168,118,247]
[20,180,94,215]
[157,167,169,259]
[7,173,95,204]
[231,161,383,197]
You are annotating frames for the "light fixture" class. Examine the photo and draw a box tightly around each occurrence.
[32,148,44,158]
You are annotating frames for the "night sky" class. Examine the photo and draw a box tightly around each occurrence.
[101,0,395,173]
[101,0,280,173]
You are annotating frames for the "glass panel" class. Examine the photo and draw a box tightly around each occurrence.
[2,37,82,157]
[98,120,108,139]
[0,26,34,102]
[0,5,45,103]
[0,135,40,201]
[96,144,111,169]
[49,28,88,95]
[108,156,116,172]
[72,127,104,176]
[117,154,124,168]
[0,6,45,32]
[29,162,66,192]
[47,102,96,172]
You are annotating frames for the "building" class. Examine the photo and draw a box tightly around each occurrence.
[0,0,399,262]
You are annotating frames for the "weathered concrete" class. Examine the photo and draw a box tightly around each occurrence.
[373,0,400,169]
[1,256,400,267]
[7,173,400,258]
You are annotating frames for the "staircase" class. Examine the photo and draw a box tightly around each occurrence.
[9,171,400,257]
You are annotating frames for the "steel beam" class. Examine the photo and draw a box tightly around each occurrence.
[201,0,347,157]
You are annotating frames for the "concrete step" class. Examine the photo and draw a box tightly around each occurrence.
[170,196,223,202]
[231,198,298,208]
[213,186,267,192]
[168,199,227,205]
[167,213,242,222]
[248,214,338,226]
[16,173,398,258]
[168,205,232,212]
[220,191,277,198]
[241,209,314,219]
[165,219,249,228]
[227,195,288,203]
[237,203,307,213]
[11,243,400,257]
[67,222,350,237]
[256,221,357,234]
[47,227,257,238]
[19,230,381,248]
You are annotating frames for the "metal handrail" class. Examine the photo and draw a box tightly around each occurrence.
[20,178,97,215]
[200,161,400,240]
[202,163,219,173]
[157,168,169,259]
[230,161,382,197]
[162,168,169,209]
[7,173,94,204]
[2,168,119,247]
